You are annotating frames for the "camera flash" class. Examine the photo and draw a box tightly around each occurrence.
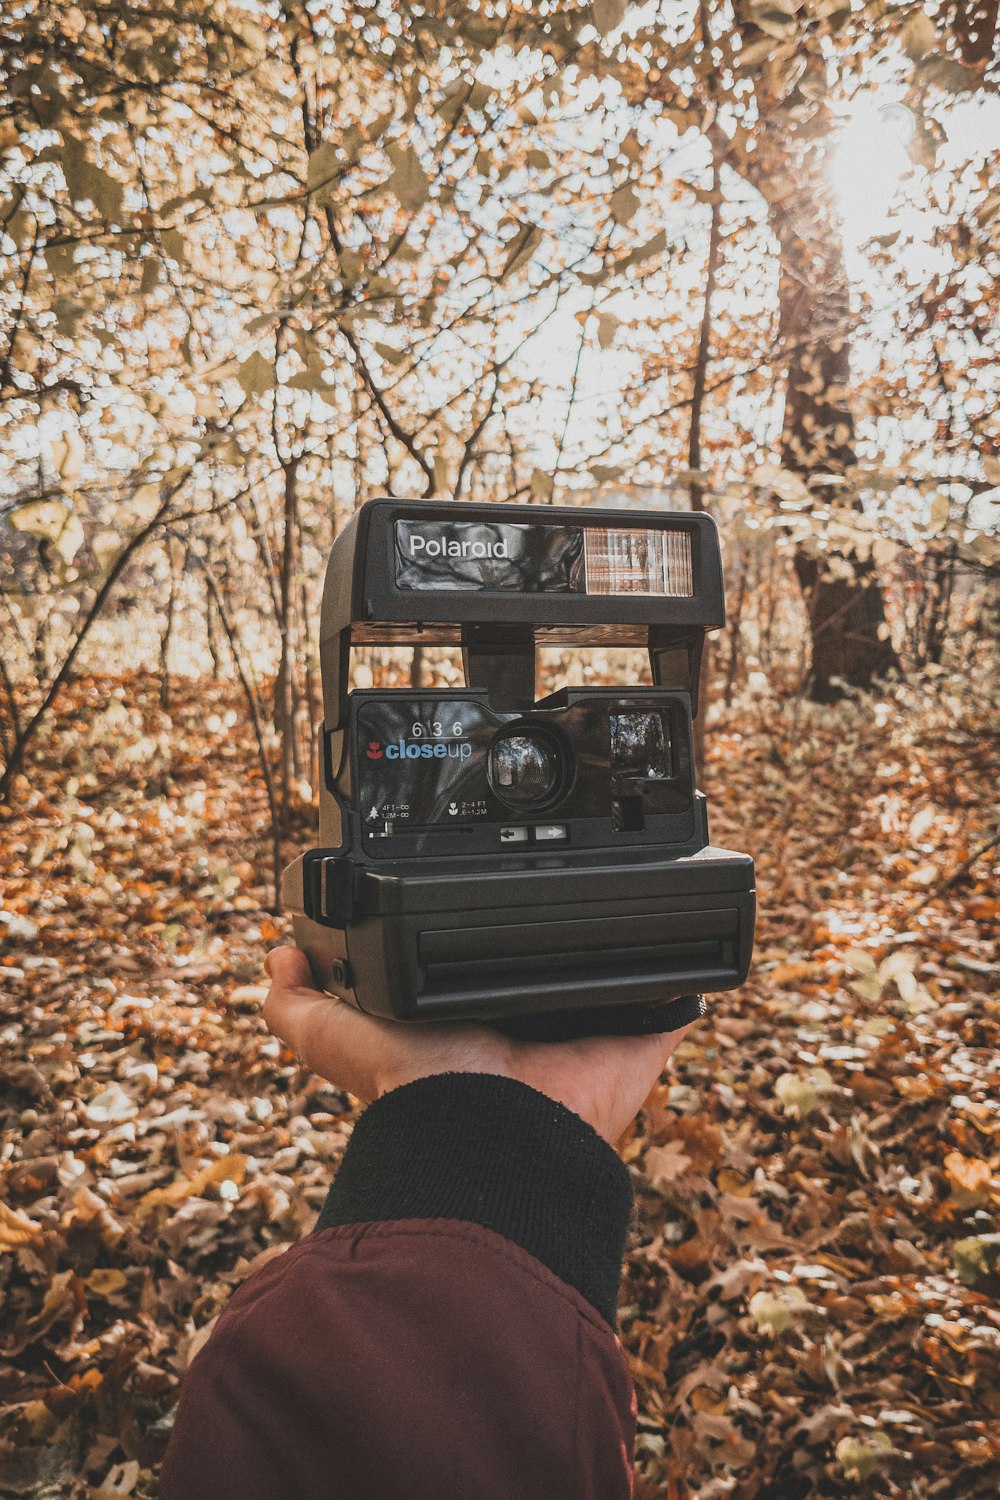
[583,528,693,597]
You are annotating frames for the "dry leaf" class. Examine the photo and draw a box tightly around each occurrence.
[0,1199,43,1250]
[644,1139,693,1185]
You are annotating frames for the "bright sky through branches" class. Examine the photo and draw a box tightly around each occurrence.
[831,90,1000,253]
[830,98,916,248]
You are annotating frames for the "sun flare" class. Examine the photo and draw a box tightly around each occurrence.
[830,98,916,247]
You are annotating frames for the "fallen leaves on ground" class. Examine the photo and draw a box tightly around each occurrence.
[1,671,997,1498]
[624,680,999,1498]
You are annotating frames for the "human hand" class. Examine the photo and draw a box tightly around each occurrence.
[263,946,693,1146]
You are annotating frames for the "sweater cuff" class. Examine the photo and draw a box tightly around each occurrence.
[314,1073,633,1326]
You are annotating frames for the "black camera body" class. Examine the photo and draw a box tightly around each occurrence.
[283,498,755,1040]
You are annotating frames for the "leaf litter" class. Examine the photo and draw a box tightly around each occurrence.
[1,671,997,1497]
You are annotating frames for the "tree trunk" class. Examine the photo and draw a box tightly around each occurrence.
[686,150,722,778]
[634,20,900,703]
[925,544,957,666]
[205,575,223,677]
[777,225,899,700]
[204,571,284,912]
[723,550,748,706]
[0,651,18,761]
[275,455,300,823]
[723,14,900,702]
[410,459,440,693]
[160,542,181,711]
[299,570,319,800]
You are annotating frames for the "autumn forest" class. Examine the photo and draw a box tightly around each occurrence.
[1,1,999,1496]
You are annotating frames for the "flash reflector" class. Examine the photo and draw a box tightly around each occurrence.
[583,527,693,596]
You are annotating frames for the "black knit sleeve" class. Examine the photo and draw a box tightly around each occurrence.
[314,1072,633,1327]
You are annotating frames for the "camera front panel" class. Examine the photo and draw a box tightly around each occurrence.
[349,688,697,860]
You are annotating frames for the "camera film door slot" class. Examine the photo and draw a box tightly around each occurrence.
[394,520,694,597]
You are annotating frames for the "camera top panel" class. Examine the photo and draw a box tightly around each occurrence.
[320,498,724,643]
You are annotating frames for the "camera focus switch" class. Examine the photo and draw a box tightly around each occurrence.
[330,959,353,990]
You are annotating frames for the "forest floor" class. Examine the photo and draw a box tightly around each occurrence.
[0,671,998,1499]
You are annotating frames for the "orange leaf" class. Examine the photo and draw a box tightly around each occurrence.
[944,1150,993,1205]
[690,1386,728,1415]
[770,960,816,985]
[645,1140,693,1185]
[0,1199,43,1251]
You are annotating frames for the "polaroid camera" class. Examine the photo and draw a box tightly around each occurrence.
[283,498,755,1040]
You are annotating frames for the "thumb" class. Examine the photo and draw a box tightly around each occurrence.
[265,944,317,989]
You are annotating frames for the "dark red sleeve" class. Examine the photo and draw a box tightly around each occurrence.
[160,1073,637,1500]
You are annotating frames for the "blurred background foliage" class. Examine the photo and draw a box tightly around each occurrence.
[1,0,998,827]
[2,10,1000,1495]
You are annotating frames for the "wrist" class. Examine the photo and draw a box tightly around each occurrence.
[370,1030,519,1106]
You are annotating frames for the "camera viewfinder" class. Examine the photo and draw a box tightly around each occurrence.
[609,711,671,783]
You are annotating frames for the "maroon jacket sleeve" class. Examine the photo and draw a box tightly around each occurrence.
[160,1073,637,1500]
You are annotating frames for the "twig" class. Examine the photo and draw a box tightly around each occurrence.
[0,415,242,801]
[200,565,284,913]
[687,149,722,512]
[906,830,1000,917]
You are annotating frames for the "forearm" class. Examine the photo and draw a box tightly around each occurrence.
[161,1074,637,1500]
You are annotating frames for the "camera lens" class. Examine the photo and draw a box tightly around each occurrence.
[489,727,564,809]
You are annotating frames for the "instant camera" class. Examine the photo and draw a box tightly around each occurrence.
[283,498,755,1040]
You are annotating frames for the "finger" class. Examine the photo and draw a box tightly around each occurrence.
[264,945,316,988]
[562,1021,694,1076]
[263,970,403,1103]
[654,1020,695,1068]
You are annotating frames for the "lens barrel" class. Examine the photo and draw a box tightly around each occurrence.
[488,726,565,810]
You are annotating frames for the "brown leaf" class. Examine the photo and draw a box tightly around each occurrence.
[644,1140,693,1185]
[0,1198,43,1250]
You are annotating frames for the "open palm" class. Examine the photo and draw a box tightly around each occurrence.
[264,946,692,1145]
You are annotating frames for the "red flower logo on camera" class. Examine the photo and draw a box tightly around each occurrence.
[366,741,384,759]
